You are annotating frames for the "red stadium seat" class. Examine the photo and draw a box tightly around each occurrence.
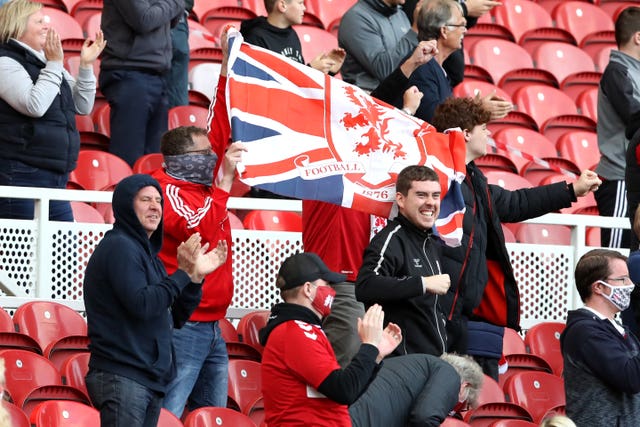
[520,158,580,186]
[227,359,263,415]
[184,406,257,427]
[81,10,101,38]
[498,353,553,390]
[68,150,133,191]
[70,201,106,224]
[463,22,515,52]
[493,0,554,44]
[13,301,87,356]
[556,131,599,171]
[484,171,533,191]
[492,128,558,174]
[0,308,41,354]
[580,30,616,61]
[242,210,303,232]
[92,103,110,136]
[503,371,565,424]
[196,3,257,35]
[440,417,472,426]
[220,317,262,362]
[293,25,339,64]
[498,68,558,99]
[470,39,534,86]
[132,153,164,174]
[0,349,91,416]
[464,402,533,427]
[60,352,90,399]
[29,400,99,427]
[453,81,512,104]
[62,0,103,29]
[486,111,538,134]
[512,85,579,129]
[576,87,598,122]
[168,105,210,129]
[476,375,506,406]
[463,64,494,84]
[488,420,538,427]
[5,401,30,427]
[532,42,596,88]
[594,45,616,73]
[42,8,85,58]
[240,0,268,16]
[237,310,270,354]
[502,327,526,356]
[307,0,356,34]
[158,408,185,427]
[515,223,571,245]
[524,322,565,376]
[475,153,519,174]
[552,1,614,46]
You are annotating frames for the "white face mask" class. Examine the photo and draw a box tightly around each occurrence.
[597,280,635,311]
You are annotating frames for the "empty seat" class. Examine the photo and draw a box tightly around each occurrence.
[476,374,505,406]
[512,85,580,129]
[306,0,356,34]
[60,352,90,399]
[503,371,565,424]
[227,359,263,415]
[5,401,30,427]
[237,310,270,354]
[29,400,99,427]
[484,171,533,191]
[452,81,512,103]
[196,3,257,35]
[168,105,211,129]
[70,201,106,224]
[532,42,596,90]
[1,349,91,416]
[492,128,558,174]
[219,317,262,362]
[132,153,164,174]
[463,401,533,426]
[470,39,534,86]
[493,0,554,44]
[503,327,526,356]
[524,322,566,376]
[68,150,133,191]
[183,406,257,427]
[293,25,339,64]
[576,87,598,122]
[242,210,303,232]
[498,353,554,390]
[515,224,571,245]
[552,1,614,46]
[462,22,515,52]
[13,301,88,357]
[556,131,599,171]
[475,153,518,174]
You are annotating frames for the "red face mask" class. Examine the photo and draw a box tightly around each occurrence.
[311,285,336,318]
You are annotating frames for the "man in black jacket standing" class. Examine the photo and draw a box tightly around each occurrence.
[430,97,601,379]
[356,165,451,356]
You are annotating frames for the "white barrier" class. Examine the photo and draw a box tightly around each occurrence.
[0,185,631,328]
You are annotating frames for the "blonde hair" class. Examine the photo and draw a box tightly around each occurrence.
[0,0,42,44]
[540,415,577,427]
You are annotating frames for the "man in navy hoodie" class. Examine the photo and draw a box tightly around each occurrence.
[83,174,228,427]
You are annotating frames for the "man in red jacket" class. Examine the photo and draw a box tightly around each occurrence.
[152,32,246,416]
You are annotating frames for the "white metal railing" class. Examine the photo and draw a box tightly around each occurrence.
[0,185,631,328]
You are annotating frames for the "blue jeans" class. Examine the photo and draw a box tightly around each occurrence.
[0,158,72,221]
[162,321,229,417]
[86,368,163,427]
[99,69,168,167]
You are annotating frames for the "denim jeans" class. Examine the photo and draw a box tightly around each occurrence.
[168,13,189,109]
[0,158,73,221]
[86,368,163,427]
[99,69,168,167]
[162,321,229,417]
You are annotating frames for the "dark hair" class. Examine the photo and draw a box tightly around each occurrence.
[416,0,459,41]
[431,97,491,133]
[396,165,440,195]
[615,6,640,47]
[264,0,281,14]
[574,249,628,302]
[160,126,208,156]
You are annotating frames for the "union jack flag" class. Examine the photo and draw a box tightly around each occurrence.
[226,31,467,246]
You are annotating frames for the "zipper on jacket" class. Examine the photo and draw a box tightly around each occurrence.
[423,236,446,354]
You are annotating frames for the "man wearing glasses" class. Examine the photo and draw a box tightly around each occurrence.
[404,0,511,122]
[561,249,640,427]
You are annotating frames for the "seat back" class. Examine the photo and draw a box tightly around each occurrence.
[470,39,533,84]
[5,401,30,427]
[513,85,578,129]
[576,87,598,122]
[29,400,99,427]
[218,318,239,342]
[60,353,90,398]
[243,210,303,232]
[13,302,87,354]
[183,406,257,427]
[132,153,164,174]
[464,402,533,426]
[502,328,526,356]
[68,150,133,191]
[70,202,105,224]
[484,171,533,191]
[227,359,263,414]
[476,374,505,406]
[488,420,538,427]
[503,371,565,424]
[453,81,512,104]
[556,131,599,171]
[42,7,83,40]
[492,127,558,174]
[524,322,565,376]
[493,0,553,43]
[552,1,614,45]
[515,224,571,245]
[237,310,270,353]
[292,25,338,64]
[168,105,211,129]
[532,42,596,85]
[158,408,185,427]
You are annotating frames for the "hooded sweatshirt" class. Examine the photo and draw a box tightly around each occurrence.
[240,17,305,64]
[84,174,202,392]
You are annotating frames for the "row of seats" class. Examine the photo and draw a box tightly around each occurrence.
[8,399,257,427]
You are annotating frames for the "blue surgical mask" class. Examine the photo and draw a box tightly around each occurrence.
[164,153,218,186]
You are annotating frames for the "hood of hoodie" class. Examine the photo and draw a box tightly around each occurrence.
[112,174,164,256]
[258,303,322,346]
[240,16,292,37]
